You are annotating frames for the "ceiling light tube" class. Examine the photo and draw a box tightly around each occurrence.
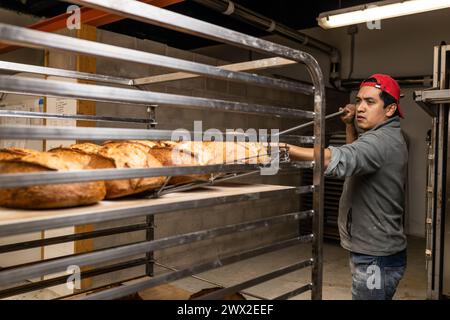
[317,0,450,29]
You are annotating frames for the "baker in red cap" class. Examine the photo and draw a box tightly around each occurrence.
[360,74,403,116]
[288,73,408,300]
[347,73,404,131]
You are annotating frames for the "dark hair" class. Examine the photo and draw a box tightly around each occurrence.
[363,78,400,118]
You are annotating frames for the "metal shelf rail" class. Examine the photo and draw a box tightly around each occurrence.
[0,0,325,300]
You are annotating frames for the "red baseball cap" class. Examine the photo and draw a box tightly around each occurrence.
[360,74,404,118]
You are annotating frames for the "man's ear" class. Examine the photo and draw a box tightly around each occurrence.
[385,103,397,117]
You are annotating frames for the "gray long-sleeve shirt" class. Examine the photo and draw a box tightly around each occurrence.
[324,116,408,256]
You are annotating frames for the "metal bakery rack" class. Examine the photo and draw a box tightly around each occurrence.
[0,0,326,300]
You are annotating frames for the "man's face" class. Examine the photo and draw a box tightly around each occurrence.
[355,86,395,131]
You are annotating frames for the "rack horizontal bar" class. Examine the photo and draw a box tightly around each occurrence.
[280,135,314,144]
[0,110,155,124]
[0,76,314,119]
[272,283,312,300]
[0,258,147,299]
[0,124,174,141]
[0,223,150,254]
[0,60,133,85]
[0,162,313,188]
[0,124,312,142]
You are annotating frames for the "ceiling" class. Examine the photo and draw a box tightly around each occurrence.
[0,0,380,50]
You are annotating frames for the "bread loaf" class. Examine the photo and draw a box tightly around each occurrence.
[147,143,211,185]
[156,140,269,185]
[0,151,106,209]
[174,141,270,165]
[237,141,271,164]
[49,145,110,203]
[99,141,166,198]
[0,147,39,161]
[0,139,272,209]
[55,143,115,171]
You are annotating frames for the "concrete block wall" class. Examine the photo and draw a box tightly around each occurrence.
[86,215,148,289]
[155,196,299,270]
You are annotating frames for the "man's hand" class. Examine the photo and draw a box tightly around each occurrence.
[340,104,356,125]
[340,104,358,144]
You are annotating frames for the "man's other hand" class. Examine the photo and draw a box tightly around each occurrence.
[340,104,356,125]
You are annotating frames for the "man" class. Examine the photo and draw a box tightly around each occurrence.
[288,74,408,300]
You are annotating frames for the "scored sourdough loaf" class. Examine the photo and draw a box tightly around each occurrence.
[113,140,249,185]
[0,150,106,209]
[174,140,270,165]
[99,141,166,198]
[146,140,271,185]
[0,147,40,161]
[237,141,271,165]
[49,144,109,204]
[52,143,115,172]
[143,141,211,185]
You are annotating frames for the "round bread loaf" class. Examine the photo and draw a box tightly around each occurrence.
[147,144,210,185]
[0,147,39,161]
[172,141,271,181]
[100,141,166,198]
[0,151,106,209]
[49,145,110,204]
[174,141,257,164]
[53,144,115,171]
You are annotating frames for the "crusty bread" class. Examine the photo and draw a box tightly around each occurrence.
[56,141,167,199]
[0,147,39,161]
[99,141,166,198]
[49,146,109,204]
[124,140,159,149]
[52,144,115,170]
[49,147,94,168]
[0,151,106,209]
[148,145,211,185]
[174,141,270,165]
[70,142,104,154]
[152,140,269,185]
[236,141,271,164]
[0,140,271,209]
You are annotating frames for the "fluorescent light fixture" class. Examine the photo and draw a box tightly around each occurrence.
[317,0,450,29]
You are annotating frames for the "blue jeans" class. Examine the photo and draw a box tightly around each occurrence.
[349,250,406,300]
